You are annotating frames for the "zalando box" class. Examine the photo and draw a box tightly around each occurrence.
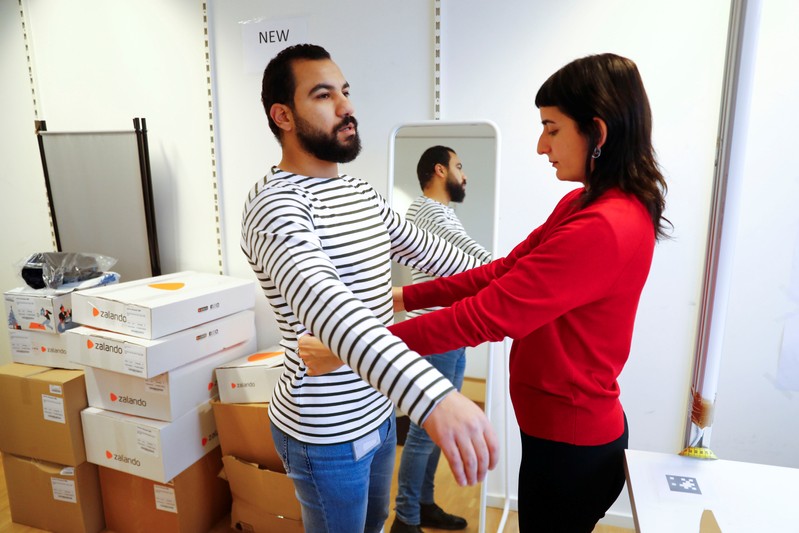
[0,363,88,466]
[210,400,283,472]
[70,271,255,339]
[67,309,256,378]
[99,446,230,533]
[2,453,105,533]
[5,286,76,334]
[81,400,218,483]
[9,328,83,369]
[215,347,285,404]
[84,337,256,421]
[223,455,303,533]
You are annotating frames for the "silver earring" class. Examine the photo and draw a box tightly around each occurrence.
[591,146,602,159]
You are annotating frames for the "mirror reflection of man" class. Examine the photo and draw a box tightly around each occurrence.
[391,146,492,533]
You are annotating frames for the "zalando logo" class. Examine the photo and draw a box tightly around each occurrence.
[91,307,127,323]
[201,430,218,447]
[110,393,147,406]
[231,382,255,389]
[87,339,123,354]
[105,450,141,467]
[45,347,67,354]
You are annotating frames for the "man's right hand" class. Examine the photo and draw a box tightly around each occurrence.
[422,391,499,486]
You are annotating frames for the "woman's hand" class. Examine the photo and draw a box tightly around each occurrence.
[393,286,405,313]
[298,334,345,376]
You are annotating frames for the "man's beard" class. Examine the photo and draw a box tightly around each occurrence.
[446,175,466,203]
[295,114,362,164]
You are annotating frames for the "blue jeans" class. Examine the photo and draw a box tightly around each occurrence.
[394,347,466,525]
[271,412,396,533]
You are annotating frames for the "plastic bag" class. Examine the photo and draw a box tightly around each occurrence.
[17,252,118,290]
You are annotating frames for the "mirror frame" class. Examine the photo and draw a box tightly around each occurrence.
[387,120,510,533]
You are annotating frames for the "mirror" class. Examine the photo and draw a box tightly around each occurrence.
[389,120,500,387]
[388,121,502,531]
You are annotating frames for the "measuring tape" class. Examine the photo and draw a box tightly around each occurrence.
[679,446,718,460]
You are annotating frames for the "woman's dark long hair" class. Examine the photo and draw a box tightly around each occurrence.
[535,53,671,240]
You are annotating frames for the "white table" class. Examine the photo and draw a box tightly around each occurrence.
[624,449,799,532]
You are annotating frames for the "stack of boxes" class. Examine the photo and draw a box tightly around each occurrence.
[212,347,303,531]
[1,285,105,532]
[64,271,257,533]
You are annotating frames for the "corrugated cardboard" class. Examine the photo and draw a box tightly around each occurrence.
[210,400,283,472]
[5,286,76,334]
[71,271,255,339]
[83,337,256,421]
[99,446,230,533]
[8,328,84,369]
[215,347,284,404]
[0,363,88,466]
[222,455,303,533]
[81,399,218,483]
[66,309,256,378]
[2,453,104,533]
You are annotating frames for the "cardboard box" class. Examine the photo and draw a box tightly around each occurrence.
[81,399,218,483]
[84,337,256,421]
[210,400,283,472]
[66,309,256,378]
[0,363,88,466]
[99,446,230,533]
[71,271,255,339]
[5,286,76,334]
[215,347,285,404]
[8,328,84,369]
[2,453,104,533]
[223,455,303,533]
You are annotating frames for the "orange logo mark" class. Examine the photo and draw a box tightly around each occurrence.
[231,383,236,389]
[105,450,113,459]
[87,340,94,349]
[247,351,282,362]
[110,393,118,402]
[207,382,214,391]
[148,282,185,291]
[29,322,46,330]
[92,308,100,317]
[40,346,47,352]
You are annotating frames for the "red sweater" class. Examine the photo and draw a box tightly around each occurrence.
[389,187,655,445]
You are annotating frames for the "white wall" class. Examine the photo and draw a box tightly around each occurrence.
[4,0,797,530]
[712,0,799,468]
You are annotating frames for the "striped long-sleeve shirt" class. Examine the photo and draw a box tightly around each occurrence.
[240,167,484,444]
[405,196,492,319]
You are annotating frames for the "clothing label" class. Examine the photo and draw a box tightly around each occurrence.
[352,429,380,461]
[145,376,168,394]
[9,331,32,354]
[51,477,77,503]
[135,425,159,456]
[153,485,178,513]
[125,305,149,335]
[42,394,66,423]
[124,345,147,375]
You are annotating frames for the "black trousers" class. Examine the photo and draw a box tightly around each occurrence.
[517,415,629,533]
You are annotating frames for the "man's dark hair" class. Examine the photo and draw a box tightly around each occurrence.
[416,145,455,190]
[261,44,331,141]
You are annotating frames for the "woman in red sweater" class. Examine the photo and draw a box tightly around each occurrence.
[301,53,669,532]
